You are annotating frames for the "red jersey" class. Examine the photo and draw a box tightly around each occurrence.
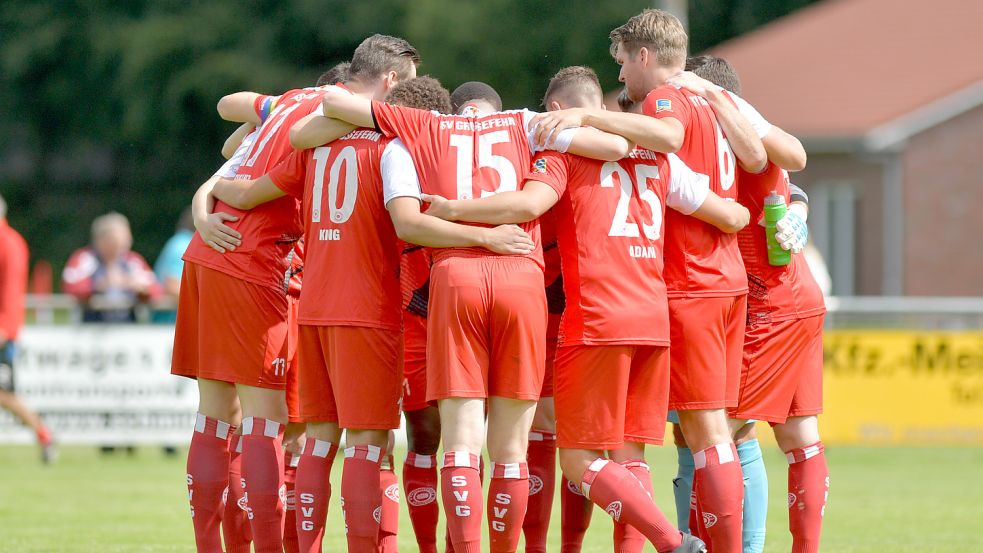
[268,129,402,330]
[285,239,304,299]
[0,221,28,341]
[371,102,548,268]
[644,85,748,298]
[540,211,565,318]
[528,148,710,346]
[736,162,825,324]
[184,87,330,291]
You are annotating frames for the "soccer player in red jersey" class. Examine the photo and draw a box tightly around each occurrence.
[529,11,771,553]
[423,66,753,553]
[672,57,828,553]
[212,76,534,553]
[314,75,631,553]
[171,35,420,553]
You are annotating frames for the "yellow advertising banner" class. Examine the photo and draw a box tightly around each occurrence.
[815,329,983,445]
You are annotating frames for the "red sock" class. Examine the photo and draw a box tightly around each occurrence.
[295,439,337,553]
[614,460,653,553]
[560,477,593,553]
[693,443,744,553]
[403,452,439,553]
[522,432,556,553]
[186,413,233,553]
[441,451,483,553]
[241,417,286,553]
[283,451,301,553]
[689,479,709,545]
[787,442,828,553]
[488,462,529,553]
[581,458,682,553]
[376,455,399,553]
[342,445,384,553]
[224,433,252,553]
[36,425,53,446]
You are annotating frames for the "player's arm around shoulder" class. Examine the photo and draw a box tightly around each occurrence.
[666,153,749,233]
[423,181,559,224]
[532,108,682,154]
[320,88,374,128]
[217,91,263,124]
[289,113,356,149]
[763,125,807,171]
[387,197,534,255]
[211,176,285,211]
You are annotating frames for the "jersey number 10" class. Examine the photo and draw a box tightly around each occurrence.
[310,146,358,224]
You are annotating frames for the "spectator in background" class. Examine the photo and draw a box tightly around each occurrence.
[62,212,161,323]
[152,207,194,323]
[0,193,56,463]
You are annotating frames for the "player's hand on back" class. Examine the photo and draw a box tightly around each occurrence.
[421,193,457,221]
[665,71,718,97]
[195,212,242,254]
[482,224,535,255]
[530,108,588,147]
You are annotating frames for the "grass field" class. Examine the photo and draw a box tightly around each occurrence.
[1,444,981,552]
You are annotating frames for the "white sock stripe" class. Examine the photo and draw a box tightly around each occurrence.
[587,458,609,472]
[235,438,243,453]
[262,420,280,438]
[581,480,592,500]
[366,445,382,462]
[693,449,708,470]
[500,462,523,479]
[407,454,434,468]
[716,443,736,464]
[803,444,821,460]
[215,420,231,439]
[312,439,332,458]
[787,444,822,464]
[241,417,254,435]
[289,454,301,467]
[454,450,471,468]
[194,413,207,434]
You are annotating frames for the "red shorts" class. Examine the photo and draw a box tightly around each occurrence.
[541,313,562,398]
[668,295,747,410]
[171,263,288,389]
[296,325,402,429]
[426,255,546,402]
[731,315,824,424]
[554,345,669,450]
[284,296,301,423]
[401,313,429,412]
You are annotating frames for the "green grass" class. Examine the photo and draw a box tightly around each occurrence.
[1,445,980,552]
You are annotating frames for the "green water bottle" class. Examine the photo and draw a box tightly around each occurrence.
[763,191,791,266]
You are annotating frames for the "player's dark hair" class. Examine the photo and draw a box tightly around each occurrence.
[543,66,602,107]
[686,55,742,95]
[317,61,351,87]
[450,81,502,113]
[386,76,452,114]
[349,34,420,85]
[616,88,635,112]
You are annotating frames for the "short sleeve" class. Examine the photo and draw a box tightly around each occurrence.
[727,93,772,139]
[267,150,308,199]
[665,153,710,214]
[643,85,690,127]
[524,151,570,199]
[215,129,259,178]
[372,101,432,145]
[381,139,423,206]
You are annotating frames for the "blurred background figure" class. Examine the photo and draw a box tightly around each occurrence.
[61,212,161,323]
[152,207,194,323]
[0,193,56,463]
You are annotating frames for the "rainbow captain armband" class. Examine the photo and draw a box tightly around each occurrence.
[258,96,279,123]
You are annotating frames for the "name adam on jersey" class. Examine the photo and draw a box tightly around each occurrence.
[628,244,658,259]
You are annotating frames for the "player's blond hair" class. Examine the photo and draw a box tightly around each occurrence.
[542,66,602,107]
[609,9,688,68]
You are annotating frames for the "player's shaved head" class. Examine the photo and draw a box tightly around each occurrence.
[451,81,502,114]
[686,55,742,95]
[543,66,603,109]
[349,34,420,85]
[386,76,453,114]
[610,9,687,68]
[317,61,351,87]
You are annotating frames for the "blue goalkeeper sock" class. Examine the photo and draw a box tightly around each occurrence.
[672,446,695,533]
[738,438,768,553]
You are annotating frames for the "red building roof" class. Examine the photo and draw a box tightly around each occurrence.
[711,0,983,147]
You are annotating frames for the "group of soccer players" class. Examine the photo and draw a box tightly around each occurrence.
[172,8,829,553]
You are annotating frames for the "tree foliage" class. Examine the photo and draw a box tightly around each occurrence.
[0,0,817,285]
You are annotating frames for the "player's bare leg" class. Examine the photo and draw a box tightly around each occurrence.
[678,408,743,552]
[293,421,340,553]
[609,441,653,553]
[439,397,486,553]
[0,390,56,463]
[236,384,289,553]
[342,428,389,553]
[559,448,695,553]
[523,397,557,553]
[187,378,240,553]
[404,406,442,553]
[282,422,306,553]
[773,415,827,553]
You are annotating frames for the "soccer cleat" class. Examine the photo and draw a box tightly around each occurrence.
[671,533,707,553]
[40,441,58,465]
